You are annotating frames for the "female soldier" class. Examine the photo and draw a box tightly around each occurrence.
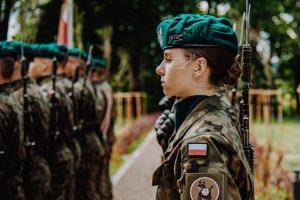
[152,14,254,200]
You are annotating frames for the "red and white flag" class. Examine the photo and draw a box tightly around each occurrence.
[57,0,73,48]
[188,143,208,157]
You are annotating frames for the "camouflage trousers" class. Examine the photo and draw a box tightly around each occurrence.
[45,145,74,200]
[23,158,51,200]
[75,130,105,200]
[65,138,82,200]
[0,173,25,200]
[98,142,113,200]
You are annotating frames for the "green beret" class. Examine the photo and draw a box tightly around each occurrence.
[6,41,35,61]
[91,58,106,70]
[0,41,18,61]
[31,43,65,62]
[157,14,238,55]
[49,43,68,52]
[68,48,88,62]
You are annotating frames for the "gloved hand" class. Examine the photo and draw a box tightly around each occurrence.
[155,110,175,151]
[158,96,176,111]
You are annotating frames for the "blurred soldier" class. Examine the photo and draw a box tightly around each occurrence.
[67,48,104,200]
[90,58,116,200]
[8,41,51,200]
[0,42,25,199]
[51,43,81,200]
[29,44,74,200]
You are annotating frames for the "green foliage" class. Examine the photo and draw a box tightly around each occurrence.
[9,0,300,112]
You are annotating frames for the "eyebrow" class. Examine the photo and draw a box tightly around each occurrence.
[164,52,172,57]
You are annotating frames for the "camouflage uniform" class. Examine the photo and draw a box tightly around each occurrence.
[0,83,25,200]
[11,78,51,200]
[38,76,74,200]
[152,96,254,200]
[216,84,241,138]
[74,77,104,200]
[93,79,116,200]
[56,74,82,200]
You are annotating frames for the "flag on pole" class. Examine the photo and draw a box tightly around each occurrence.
[57,0,74,48]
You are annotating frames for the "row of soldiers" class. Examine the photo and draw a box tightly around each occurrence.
[0,41,115,200]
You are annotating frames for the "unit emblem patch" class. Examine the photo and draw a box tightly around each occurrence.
[190,177,219,200]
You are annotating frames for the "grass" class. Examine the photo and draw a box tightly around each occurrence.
[127,133,148,154]
[252,115,300,199]
[252,115,300,169]
[109,151,123,177]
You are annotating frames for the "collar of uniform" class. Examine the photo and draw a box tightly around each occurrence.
[36,75,51,86]
[0,82,12,94]
[174,95,209,132]
[168,95,223,152]
[10,79,23,91]
[57,73,66,78]
[28,77,36,85]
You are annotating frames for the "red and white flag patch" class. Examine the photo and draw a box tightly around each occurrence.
[187,143,208,157]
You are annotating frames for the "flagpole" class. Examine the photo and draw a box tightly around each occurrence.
[67,0,74,48]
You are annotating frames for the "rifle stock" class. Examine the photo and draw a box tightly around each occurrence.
[21,37,35,187]
[241,2,254,173]
[78,45,93,125]
[70,67,79,131]
[48,53,58,170]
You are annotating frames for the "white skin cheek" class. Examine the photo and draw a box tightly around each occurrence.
[163,69,185,96]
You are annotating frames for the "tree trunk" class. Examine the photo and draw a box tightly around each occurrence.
[128,49,141,92]
[0,0,13,40]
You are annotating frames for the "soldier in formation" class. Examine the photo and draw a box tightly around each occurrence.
[153,14,254,200]
[0,40,115,200]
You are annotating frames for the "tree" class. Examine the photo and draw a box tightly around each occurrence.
[0,0,15,40]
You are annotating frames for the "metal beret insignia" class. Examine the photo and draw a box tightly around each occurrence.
[169,34,182,42]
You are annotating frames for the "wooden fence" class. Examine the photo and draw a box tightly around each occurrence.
[228,89,283,142]
[113,92,147,122]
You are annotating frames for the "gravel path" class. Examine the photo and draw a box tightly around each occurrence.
[112,130,162,200]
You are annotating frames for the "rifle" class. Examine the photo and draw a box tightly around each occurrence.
[78,45,93,125]
[21,36,35,186]
[231,12,245,107]
[241,2,254,173]
[47,51,59,170]
[69,66,79,132]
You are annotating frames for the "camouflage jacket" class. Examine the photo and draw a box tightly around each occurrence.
[152,95,254,200]
[94,79,116,145]
[91,81,106,130]
[11,78,50,159]
[0,83,25,181]
[39,76,74,145]
[216,84,241,137]
[56,74,78,129]
[74,77,98,129]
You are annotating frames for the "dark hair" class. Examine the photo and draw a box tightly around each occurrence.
[182,47,241,86]
[60,51,69,68]
[95,67,105,77]
[0,57,15,79]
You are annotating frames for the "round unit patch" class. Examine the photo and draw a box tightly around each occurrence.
[190,177,219,200]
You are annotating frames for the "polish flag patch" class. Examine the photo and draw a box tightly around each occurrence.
[187,143,208,157]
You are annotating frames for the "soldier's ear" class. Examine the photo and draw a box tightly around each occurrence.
[40,60,48,72]
[193,57,207,78]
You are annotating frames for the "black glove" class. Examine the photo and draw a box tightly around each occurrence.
[155,110,175,150]
[159,96,176,111]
